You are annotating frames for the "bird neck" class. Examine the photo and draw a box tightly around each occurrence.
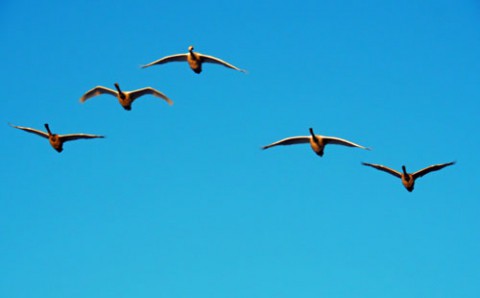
[309,128,318,142]
[44,123,52,136]
[402,166,410,181]
[114,83,126,99]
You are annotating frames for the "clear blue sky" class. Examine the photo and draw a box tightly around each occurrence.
[1,1,479,297]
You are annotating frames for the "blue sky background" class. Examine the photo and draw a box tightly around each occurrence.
[1,1,479,297]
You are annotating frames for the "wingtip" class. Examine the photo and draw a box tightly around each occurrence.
[7,122,19,129]
[448,161,457,166]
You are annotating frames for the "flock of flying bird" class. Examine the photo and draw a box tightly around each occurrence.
[9,45,455,192]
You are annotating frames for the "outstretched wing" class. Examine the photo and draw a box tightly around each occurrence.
[199,53,247,73]
[412,161,455,179]
[129,87,174,105]
[323,136,370,150]
[262,136,310,150]
[141,53,188,68]
[9,123,49,139]
[59,134,105,142]
[362,162,402,178]
[80,86,118,103]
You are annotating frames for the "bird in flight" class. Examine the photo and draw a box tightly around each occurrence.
[80,83,173,111]
[141,45,247,74]
[262,128,370,157]
[361,161,456,192]
[10,123,104,153]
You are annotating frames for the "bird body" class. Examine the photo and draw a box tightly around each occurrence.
[142,46,246,74]
[310,136,325,156]
[48,133,62,151]
[262,128,370,157]
[10,123,104,152]
[362,162,455,192]
[401,170,415,191]
[187,50,202,73]
[80,83,173,110]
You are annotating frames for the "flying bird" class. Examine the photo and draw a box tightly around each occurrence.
[141,45,246,74]
[9,123,104,153]
[361,161,456,192]
[262,128,370,157]
[80,83,173,111]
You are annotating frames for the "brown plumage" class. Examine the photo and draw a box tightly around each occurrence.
[361,161,456,192]
[79,83,173,110]
[262,128,370,157]
[141,45,246,74]
[9,123,104,153]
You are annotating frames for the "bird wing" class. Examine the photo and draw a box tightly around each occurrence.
[9,123,49,139]
[361,162,402,178]
[141,53,188,68]
[323,136,370,150]
[412,161,455,179]
[262,136,310,150]
[199,53,246,73]
[129,87,174,105]
[79,86,118,102]
[59,134,105,142]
